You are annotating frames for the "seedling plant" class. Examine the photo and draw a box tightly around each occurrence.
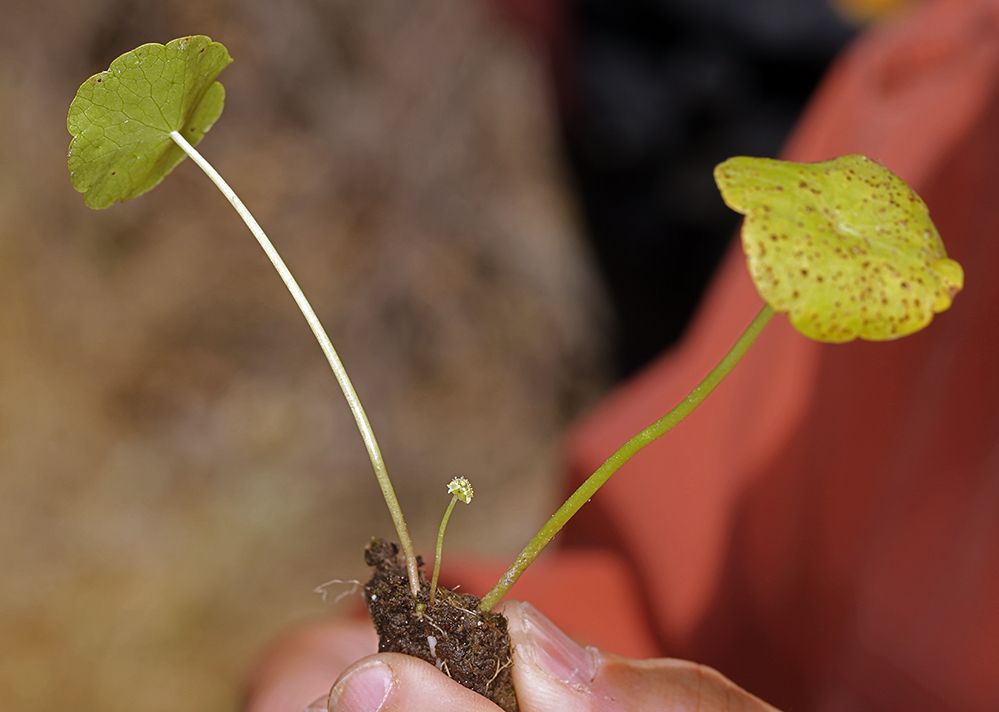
[67,37,964,712]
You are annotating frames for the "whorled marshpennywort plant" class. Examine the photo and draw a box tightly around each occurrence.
[68,35,964,625]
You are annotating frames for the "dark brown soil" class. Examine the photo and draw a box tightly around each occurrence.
[363,539,518,712]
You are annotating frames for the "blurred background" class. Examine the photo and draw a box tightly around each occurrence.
[0,0,879,710]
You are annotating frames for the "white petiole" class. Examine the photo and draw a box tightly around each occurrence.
[169,130,421,598]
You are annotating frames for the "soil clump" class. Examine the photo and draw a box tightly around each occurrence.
[363,539,518,712]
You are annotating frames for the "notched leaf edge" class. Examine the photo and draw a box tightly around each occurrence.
[714,154,964,343]
[67,35,232,208]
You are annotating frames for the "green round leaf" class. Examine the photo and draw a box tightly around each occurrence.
[67,36,232,209]
[715,154,963,342]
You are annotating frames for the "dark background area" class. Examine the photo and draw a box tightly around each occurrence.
[560,0,854,375]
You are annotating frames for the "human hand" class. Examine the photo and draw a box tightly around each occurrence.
[246,601,779,712]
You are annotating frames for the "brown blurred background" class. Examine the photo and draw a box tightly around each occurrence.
[0,0,875,706]
[0,2,610,710]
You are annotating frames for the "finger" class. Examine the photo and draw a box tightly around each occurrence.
[502,600,780,712]
[244,618,378,712]
[328,653,503,712]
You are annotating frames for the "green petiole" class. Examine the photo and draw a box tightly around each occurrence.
[479,303,775,611]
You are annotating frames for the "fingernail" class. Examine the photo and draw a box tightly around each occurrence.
[328,660,392,712]
[518,601,597,686]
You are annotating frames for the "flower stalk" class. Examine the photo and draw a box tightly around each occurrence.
[430,477,474,605]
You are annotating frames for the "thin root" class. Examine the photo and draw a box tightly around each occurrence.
[486,654,513,689]
[313,579,361,605]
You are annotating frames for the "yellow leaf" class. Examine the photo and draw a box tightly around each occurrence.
[715,154,963,342]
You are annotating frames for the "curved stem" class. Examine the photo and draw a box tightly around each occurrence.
[169,131,421,598]
[479,303,775,611]
[430,495,459,605]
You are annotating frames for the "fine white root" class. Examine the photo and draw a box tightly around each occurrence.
[313,579,361,605]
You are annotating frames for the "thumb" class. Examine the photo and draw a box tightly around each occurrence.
[327,653,502,712]
[502,600,780,712]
